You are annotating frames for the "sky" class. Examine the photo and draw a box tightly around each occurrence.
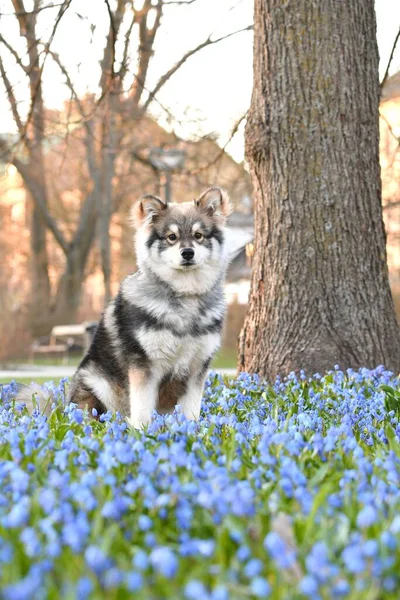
[0,0,399,163]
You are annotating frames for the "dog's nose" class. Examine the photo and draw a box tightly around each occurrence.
[180,247,195,261]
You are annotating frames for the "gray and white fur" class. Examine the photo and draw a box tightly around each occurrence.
[19,187,232,428]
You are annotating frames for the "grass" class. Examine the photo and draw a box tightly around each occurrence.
[0,377,62,386]
[212,348,237,370]
[0,367,399,598]
[0,349,237,387]
[1,356,81,368]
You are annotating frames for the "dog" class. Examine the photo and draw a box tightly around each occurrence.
[17,187,232,428]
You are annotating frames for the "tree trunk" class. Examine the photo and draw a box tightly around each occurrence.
[29,202,51,337]
[239,0,400,378]
[98,99,116,306]
[52,260,84,326]
[26,152,51,338]
[52,212,98,326]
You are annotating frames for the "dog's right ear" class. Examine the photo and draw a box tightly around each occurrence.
[130,194,167,228]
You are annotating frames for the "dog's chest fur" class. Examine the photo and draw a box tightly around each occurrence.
[137,324,219,377]
[118,273,224,377]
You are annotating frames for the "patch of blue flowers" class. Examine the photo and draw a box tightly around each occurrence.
[1,367,400,599]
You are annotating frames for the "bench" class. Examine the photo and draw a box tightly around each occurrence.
[30,322,98,364]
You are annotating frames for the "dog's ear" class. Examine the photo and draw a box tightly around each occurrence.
[131,194,167,228]
[195,187,233,220]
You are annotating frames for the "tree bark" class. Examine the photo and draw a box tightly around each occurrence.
[26,152,51,337]
[52,198,98,326]
[98,98,116,306]
[239,0,400,377]
[29,198,51,337]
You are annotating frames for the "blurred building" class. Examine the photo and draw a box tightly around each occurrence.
[0,107,254,320]
[380,71,400,286]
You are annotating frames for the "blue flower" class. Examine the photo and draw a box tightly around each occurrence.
[341,546,365,574]
[103,567,123,589]
[250,577,271,597]
[244,559,263,578]
[84,546,112,575]
[211,585,229,600]
[264,532,296,569]
[133,549,148,570]
[185,580,208,600]
[299,575,319,596]
[126,571,143,592]
[356,505,377,528]
[76,577,93,600]
[20,527,41,557]
[138,515,153,531]
[150,547,178,578]
[4,496,30,528]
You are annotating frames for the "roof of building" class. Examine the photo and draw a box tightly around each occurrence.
[381,71,400,102]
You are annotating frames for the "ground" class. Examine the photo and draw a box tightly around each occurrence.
[0,349,238,386]
[0,367,399,599]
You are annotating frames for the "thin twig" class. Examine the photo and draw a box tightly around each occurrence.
[380,26,400,91]
[163,0,198,4]
[0,56,24,134]
[0,3,64,16]
[103,0,117,82]
[141,25,253,113]
[383,200,400,211]
[181,113,247,175]
[0,34,29,73]
[19,0,73,146]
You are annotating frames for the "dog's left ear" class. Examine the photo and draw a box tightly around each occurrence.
[195,187,233,220]
[131,194,167,228]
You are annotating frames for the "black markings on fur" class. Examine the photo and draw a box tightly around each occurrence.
[114,292,149,367]
[118,289,187,337]
[145,230,163,249]
[198,280,223,316]
[146,271,183,308]
[191,317,223,337]
[208,226,224,245]
[80,320,126,383]
[199,357,212,379]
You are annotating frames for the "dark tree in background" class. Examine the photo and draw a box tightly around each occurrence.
[0,0,250,336]
[239,0,400,377]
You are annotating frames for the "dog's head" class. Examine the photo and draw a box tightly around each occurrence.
[131,187,233,294]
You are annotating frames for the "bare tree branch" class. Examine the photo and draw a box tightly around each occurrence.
[102,0,118,85]
[141,24,253,113]
[49,50,99,177]
[117,8,136,84]
[383,200,400,211]
[11,0,73,146]
[49,51,86,119]
[381,26,400,91]
[0,34,29,73]
[0,3,65,17]
[181,112,247,175]
[163,0,198,4]
[11,155,69,254]
[0,56,24,134]
[131,0,163,108]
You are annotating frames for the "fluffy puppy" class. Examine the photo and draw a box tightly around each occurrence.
[18,187,232,428]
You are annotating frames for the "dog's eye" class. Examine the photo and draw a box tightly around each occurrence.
[167,233,177,242]
[194,232,203,241]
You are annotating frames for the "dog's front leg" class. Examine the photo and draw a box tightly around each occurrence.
[128,367,158,429]
[177,373,207,421]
